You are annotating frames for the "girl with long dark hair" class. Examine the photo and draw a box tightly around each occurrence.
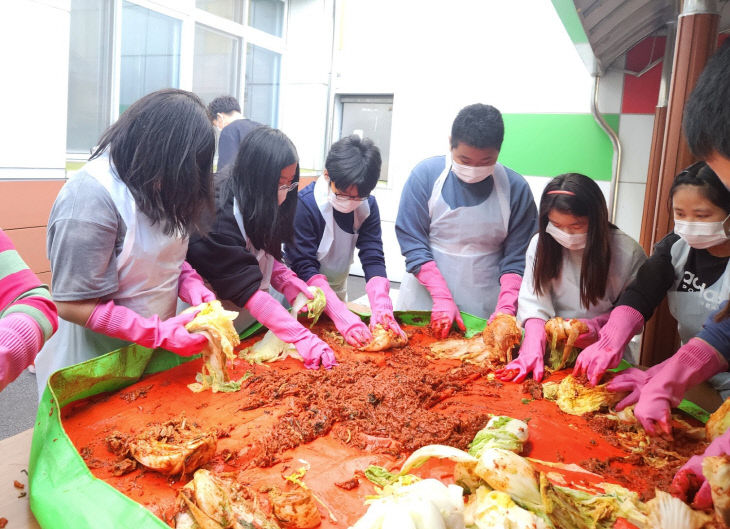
[35,89,218,396]
[497,173,646,383]
[187,127,336,369]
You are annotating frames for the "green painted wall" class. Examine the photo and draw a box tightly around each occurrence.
[550,0,589,44]
[499,113,619,181]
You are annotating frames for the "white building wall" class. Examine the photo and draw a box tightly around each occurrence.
[0,0,71,180]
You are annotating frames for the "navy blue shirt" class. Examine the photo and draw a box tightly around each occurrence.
[698,304,730,362]
[395,156,538,276]
[217,118,262,169]
[284,182,387,283]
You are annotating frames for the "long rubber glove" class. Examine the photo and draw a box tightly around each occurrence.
[0,313,43,392]
[178,261,216,306]
[269,260,313,306]
[365,276,405,338]
[633,338,728,435]
[606,358,671,411]
[488,273,522,322]
[496,318,546,383]
[86,300,208,357]
[573,312,611,349]
[244,290,336,369]
[671,427,730,509]
[415,260,465,339]
[573,305,645,386]
[307,274,372,347]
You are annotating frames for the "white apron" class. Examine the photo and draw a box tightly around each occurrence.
[35,153,187,397]
[667,239,730,343]
[227,197,277,332]
[313,176,370,300]
[396,157,511,319]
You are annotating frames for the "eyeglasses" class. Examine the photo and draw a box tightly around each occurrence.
[333,193,369,202]
[278,182,298,192]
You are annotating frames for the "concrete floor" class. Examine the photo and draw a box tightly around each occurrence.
[0,275,399,440]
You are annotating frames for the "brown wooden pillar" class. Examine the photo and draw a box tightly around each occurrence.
[639,2,720,366]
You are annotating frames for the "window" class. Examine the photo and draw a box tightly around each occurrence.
[120,2,181,114]
[244,44,281,127]
[196,0,243,23]
[193,25,240,104]
[66,0,113,154]
[337,95,394,183]
[248,0,284,37]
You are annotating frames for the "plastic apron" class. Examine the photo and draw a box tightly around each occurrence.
[396,157,511,319]
[226,197,276,332]
[313,176,370,300]
[35,153,187,396]
[666,239,730,398]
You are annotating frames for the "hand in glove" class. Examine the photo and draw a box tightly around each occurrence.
[573,305,644,386]
[415,260,465,339]
[178,261,216,306]
[633,338,727,436]
[86,300,208,357]
[573,312,610,349]
[671,428,730,509]
[0,313,43,392]
[496,318,545,383]
[488,273,522,322]
[245,290,336,369]
[269,260,313,307]
[365,276,405,338]
[606,359,670,411]
[307,274,372,347]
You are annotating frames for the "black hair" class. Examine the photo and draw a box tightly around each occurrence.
[533,173,613,309]
[669,161,730,214]
[91,88,215,237]
[208,95,241,118]
[684,40,730,160]
[325,135,382,196]
[228,126,298,260]
[450,103,504,150]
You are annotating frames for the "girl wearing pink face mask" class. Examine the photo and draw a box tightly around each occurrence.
[497,173,646,384]
[187,126,336,370]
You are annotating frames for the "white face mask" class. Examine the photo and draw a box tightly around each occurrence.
[328,190,361,214]
[546,222,587,250]
[277,188,289,206]
[674,215,730,249]
[451,161,494,184]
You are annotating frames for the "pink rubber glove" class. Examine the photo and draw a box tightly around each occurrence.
[365,276,405,338]
[606,359,671,411]
[671,428,730,509]
[307,274,372,347]
[633,338,727,436]
[496,318,546,383]
[573,312,610,349]
[244,290,336,369]
[270,260,313,306]
[86,300,208,357]
[488,273,522,322]
[178,261,216,306]
[573,305,645,386]
[0,313,43,392]
[415,261,465,339]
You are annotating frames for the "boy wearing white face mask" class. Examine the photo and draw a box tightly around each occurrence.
[395,103,538,338]
[496,174,646,384]
[577,162,730,387]
[285,135,404,348]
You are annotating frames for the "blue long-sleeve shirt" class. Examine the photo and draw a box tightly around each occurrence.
[395,155,538,276]
[698,304,730,363]
[284,182,387,282]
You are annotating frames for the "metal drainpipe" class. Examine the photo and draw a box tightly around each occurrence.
[322,0,337,167]
[591,75,622,224]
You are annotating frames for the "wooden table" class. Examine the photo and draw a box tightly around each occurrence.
[0,429,40,529]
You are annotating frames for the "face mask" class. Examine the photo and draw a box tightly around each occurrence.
[328,190,361,214]
[546,222,587,250]
[277,188,289,206]
[674,215,730,249]
[451,161,494,184]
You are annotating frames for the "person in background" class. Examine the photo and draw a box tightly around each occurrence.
[34,89,217,397]
[285,135,403,347]
[395,103,538,337]
[0,229,58,392]
[187,126,336,370]
[208,95,262,169]
[496,174,645,383]
[576,163,730,388]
